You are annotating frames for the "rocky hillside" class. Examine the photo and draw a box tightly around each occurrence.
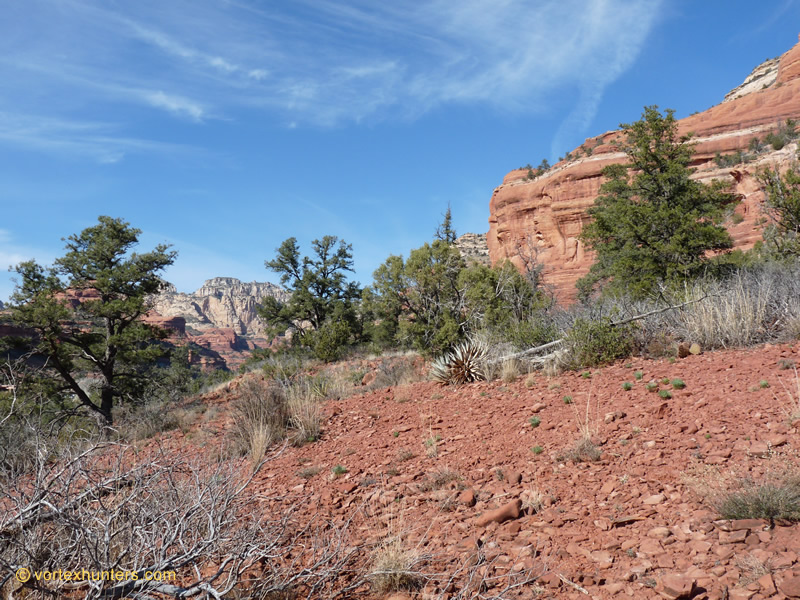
[160,342,800,599]
[455,232,491,266]
[151,277,288,369]
[487,35,800,302]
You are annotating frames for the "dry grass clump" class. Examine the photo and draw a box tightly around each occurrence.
[501,358,521,383]
[775,367,800,422]
[715,477,800,521]
[735,553,773,586]
[558,437,603,464]
[231,378,289,470]
[284,379,322,444]
[685,464,800,522]
[677,275,771,348]
[369,536,425,594]
[419,468,462,492]
[521,487,546,513]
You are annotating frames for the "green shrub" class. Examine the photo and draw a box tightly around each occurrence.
[310,319,352,362]
[671,378,686,389]
[714,477,800,521]
[622,382,633,391]
[562,317,635,368]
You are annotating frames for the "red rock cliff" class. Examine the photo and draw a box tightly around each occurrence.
[487,35,800,302]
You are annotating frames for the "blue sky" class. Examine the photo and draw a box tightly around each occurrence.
[1,0,799,301]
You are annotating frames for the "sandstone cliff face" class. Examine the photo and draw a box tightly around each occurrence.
[153,277,287,337]
[487,35,800,302]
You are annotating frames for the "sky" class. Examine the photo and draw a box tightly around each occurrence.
[1,0,799,302]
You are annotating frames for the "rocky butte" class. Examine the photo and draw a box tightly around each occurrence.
[150,277,288,369]
[487,35,800,302]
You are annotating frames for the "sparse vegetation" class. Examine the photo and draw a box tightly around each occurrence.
[230,378,290,471]
[622,381,633,391]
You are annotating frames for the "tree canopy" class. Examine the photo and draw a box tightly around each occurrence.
[578,106,738,300]
[259,236,361,360]
[6,216,177,427]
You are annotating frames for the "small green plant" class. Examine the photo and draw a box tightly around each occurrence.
[661,377,670,385]
[622,382,633,391]
[529,416,541,428]
[393,431,400,438]
[705,433,712,439]
[581,371,592,379]
[531,445,544,455]
[779,359,797,370]
[645,382,658,392]
[760,380,770,389]
[671,378,686,389]
[563,395,573,404]
[659,390,672,399]
[634,370,644,380]
[332,464,348,476]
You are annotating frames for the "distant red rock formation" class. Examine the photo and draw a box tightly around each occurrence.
[487,35,800,302]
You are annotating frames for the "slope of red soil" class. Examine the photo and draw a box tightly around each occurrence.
[175,343,800,599]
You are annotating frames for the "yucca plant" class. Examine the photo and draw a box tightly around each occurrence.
[430,339,488,384]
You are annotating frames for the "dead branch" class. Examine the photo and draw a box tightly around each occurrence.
[488,293,711,364]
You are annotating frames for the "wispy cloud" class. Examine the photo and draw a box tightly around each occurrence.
[143,91,205,121]
[0,0,662,155]
[0,112,196,163]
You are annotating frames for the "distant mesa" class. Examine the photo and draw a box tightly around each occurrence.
[486,34,800,302]
[150,277,288,369]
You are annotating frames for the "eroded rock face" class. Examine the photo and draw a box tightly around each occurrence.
[151,278,288,369]
[487,35,800,302]
[153,278,287,337]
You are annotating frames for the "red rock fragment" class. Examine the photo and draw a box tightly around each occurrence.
[657,573,696,599]
[475,499,522,527]
[459,488,476,507]
[781,575,800,598]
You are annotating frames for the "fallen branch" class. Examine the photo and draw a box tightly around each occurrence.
[489,294,711,365]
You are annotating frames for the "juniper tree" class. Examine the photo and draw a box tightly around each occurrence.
[578,106,737,299]
[259,236,361,359]
[6,216,176,427]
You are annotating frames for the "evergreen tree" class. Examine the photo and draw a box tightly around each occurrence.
[6,216,176,427]
[758,164,800,258]
[578,106,737,299]
[434,205,457,244]
[259,236,361,359]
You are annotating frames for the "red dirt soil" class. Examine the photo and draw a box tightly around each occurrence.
[171,343,800,599]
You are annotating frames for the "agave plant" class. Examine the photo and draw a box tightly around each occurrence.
[430,339,489,385]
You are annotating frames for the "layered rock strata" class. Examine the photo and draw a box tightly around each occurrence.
[487,35,800,302]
